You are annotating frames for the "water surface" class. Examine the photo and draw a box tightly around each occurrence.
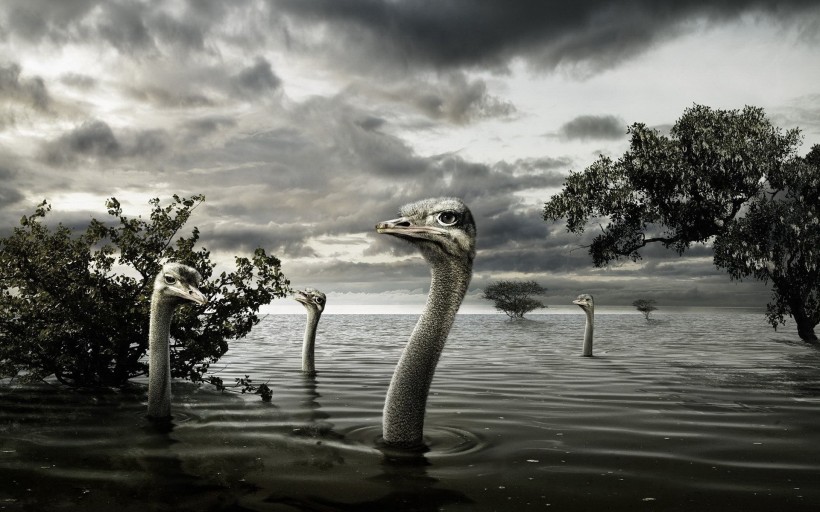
[2,311,819,511]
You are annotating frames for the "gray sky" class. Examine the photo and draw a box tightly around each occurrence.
[1,0,819,313]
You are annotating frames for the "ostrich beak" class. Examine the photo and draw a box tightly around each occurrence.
[376,216,411,234]
[293,291,309,304]
[184,285,208,306]
[572,299,583,306]
[376,217,446,238]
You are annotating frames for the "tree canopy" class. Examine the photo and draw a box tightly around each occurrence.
[713,146,820,341]
[482,280,547,319]
[632,299,658,321]
[544,104,819,342]
[0,195,291,387]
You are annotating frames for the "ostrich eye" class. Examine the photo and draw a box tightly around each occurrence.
[164,275,177,285]
[315,297,325,304]
[436,211,458,226]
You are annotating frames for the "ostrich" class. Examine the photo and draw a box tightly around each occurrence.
[376,197,476,448]
[572,294,594,357]
[147,262,207,418]
[294,288,326,375]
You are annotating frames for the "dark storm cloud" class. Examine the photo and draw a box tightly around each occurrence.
[201,222,317,259]
[1,0,98,44]
[234,57,281,96]
[182,116,238,142]
[0,63,50,112]
[557,115,626,141]
[151,9,207,52]
[0,166,24,207]
[0,1,276,60]
[40,120,168,165]
[47,120,120,163]
[96,2,156,54]
[271,0,820,74]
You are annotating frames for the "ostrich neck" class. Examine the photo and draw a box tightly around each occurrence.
[302,309,320,374]
[148,294,175,417]
[382,256,472,447]
[582,309,594,357]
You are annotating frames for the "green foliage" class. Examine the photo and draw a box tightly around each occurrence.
[482,280,547,319]
[632,299,658,321]
[543,104,819,341]
[0,195,291,387]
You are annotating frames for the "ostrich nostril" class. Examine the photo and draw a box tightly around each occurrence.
[395,220,411,227]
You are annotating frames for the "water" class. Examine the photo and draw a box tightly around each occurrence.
[2,311,820,511]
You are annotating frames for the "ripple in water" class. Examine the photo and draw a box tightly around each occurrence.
[2,311,820,511]
[343,423,487,459]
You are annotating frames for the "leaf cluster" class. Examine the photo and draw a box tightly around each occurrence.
[713,146,820,339]
[544,105,800,266]
[482,280,547,319]
[0,195,291,387]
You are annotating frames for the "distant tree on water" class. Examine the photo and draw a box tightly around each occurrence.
[482,280,547,319]
[632,299,657,321]
[0,195,291,388]
[543,104,820,342]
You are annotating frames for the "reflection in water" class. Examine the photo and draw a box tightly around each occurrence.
[291,374,338,440]
[138,417,242,511]
[262,446,473,511]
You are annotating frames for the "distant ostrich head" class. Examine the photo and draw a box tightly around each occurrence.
[153,262,207,305]
[572,293,594,313]
[375,197,476,266]
[294,288,327,314]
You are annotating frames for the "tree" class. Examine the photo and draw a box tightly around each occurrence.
[713,146,820,341]
[0,195,291,388]
[543,104,819,342]
[482,280,547,319]
[632,299,658,321]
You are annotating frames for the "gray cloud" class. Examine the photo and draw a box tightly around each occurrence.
[96,2,156,54]
[557,115,626,141]
[5,1,814,80]
[350,72,516,124]
[59,73,97,90]
[0,0,98,44]
[271,0,820,75]
[45,120,120,164]
[0,63,50,113]
[0,166,23,207]
[40,120,168,166]
[234,57,282,96]
[0,0,801,310]
[126,85,215,109]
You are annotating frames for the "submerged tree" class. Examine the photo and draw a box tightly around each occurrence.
[713,146,820,341]
[543,104,819,342]
[632,299,658,321]
[0,195,291,387]
[482,280,547,319]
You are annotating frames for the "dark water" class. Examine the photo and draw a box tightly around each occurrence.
[2,311,820,511]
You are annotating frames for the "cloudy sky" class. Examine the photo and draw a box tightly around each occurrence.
[1,0,819,313]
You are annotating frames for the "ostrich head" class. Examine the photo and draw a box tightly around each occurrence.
[294,288,326,314]
[572,294,594,313]
[375,197,476,266]
[153,262,207,305]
